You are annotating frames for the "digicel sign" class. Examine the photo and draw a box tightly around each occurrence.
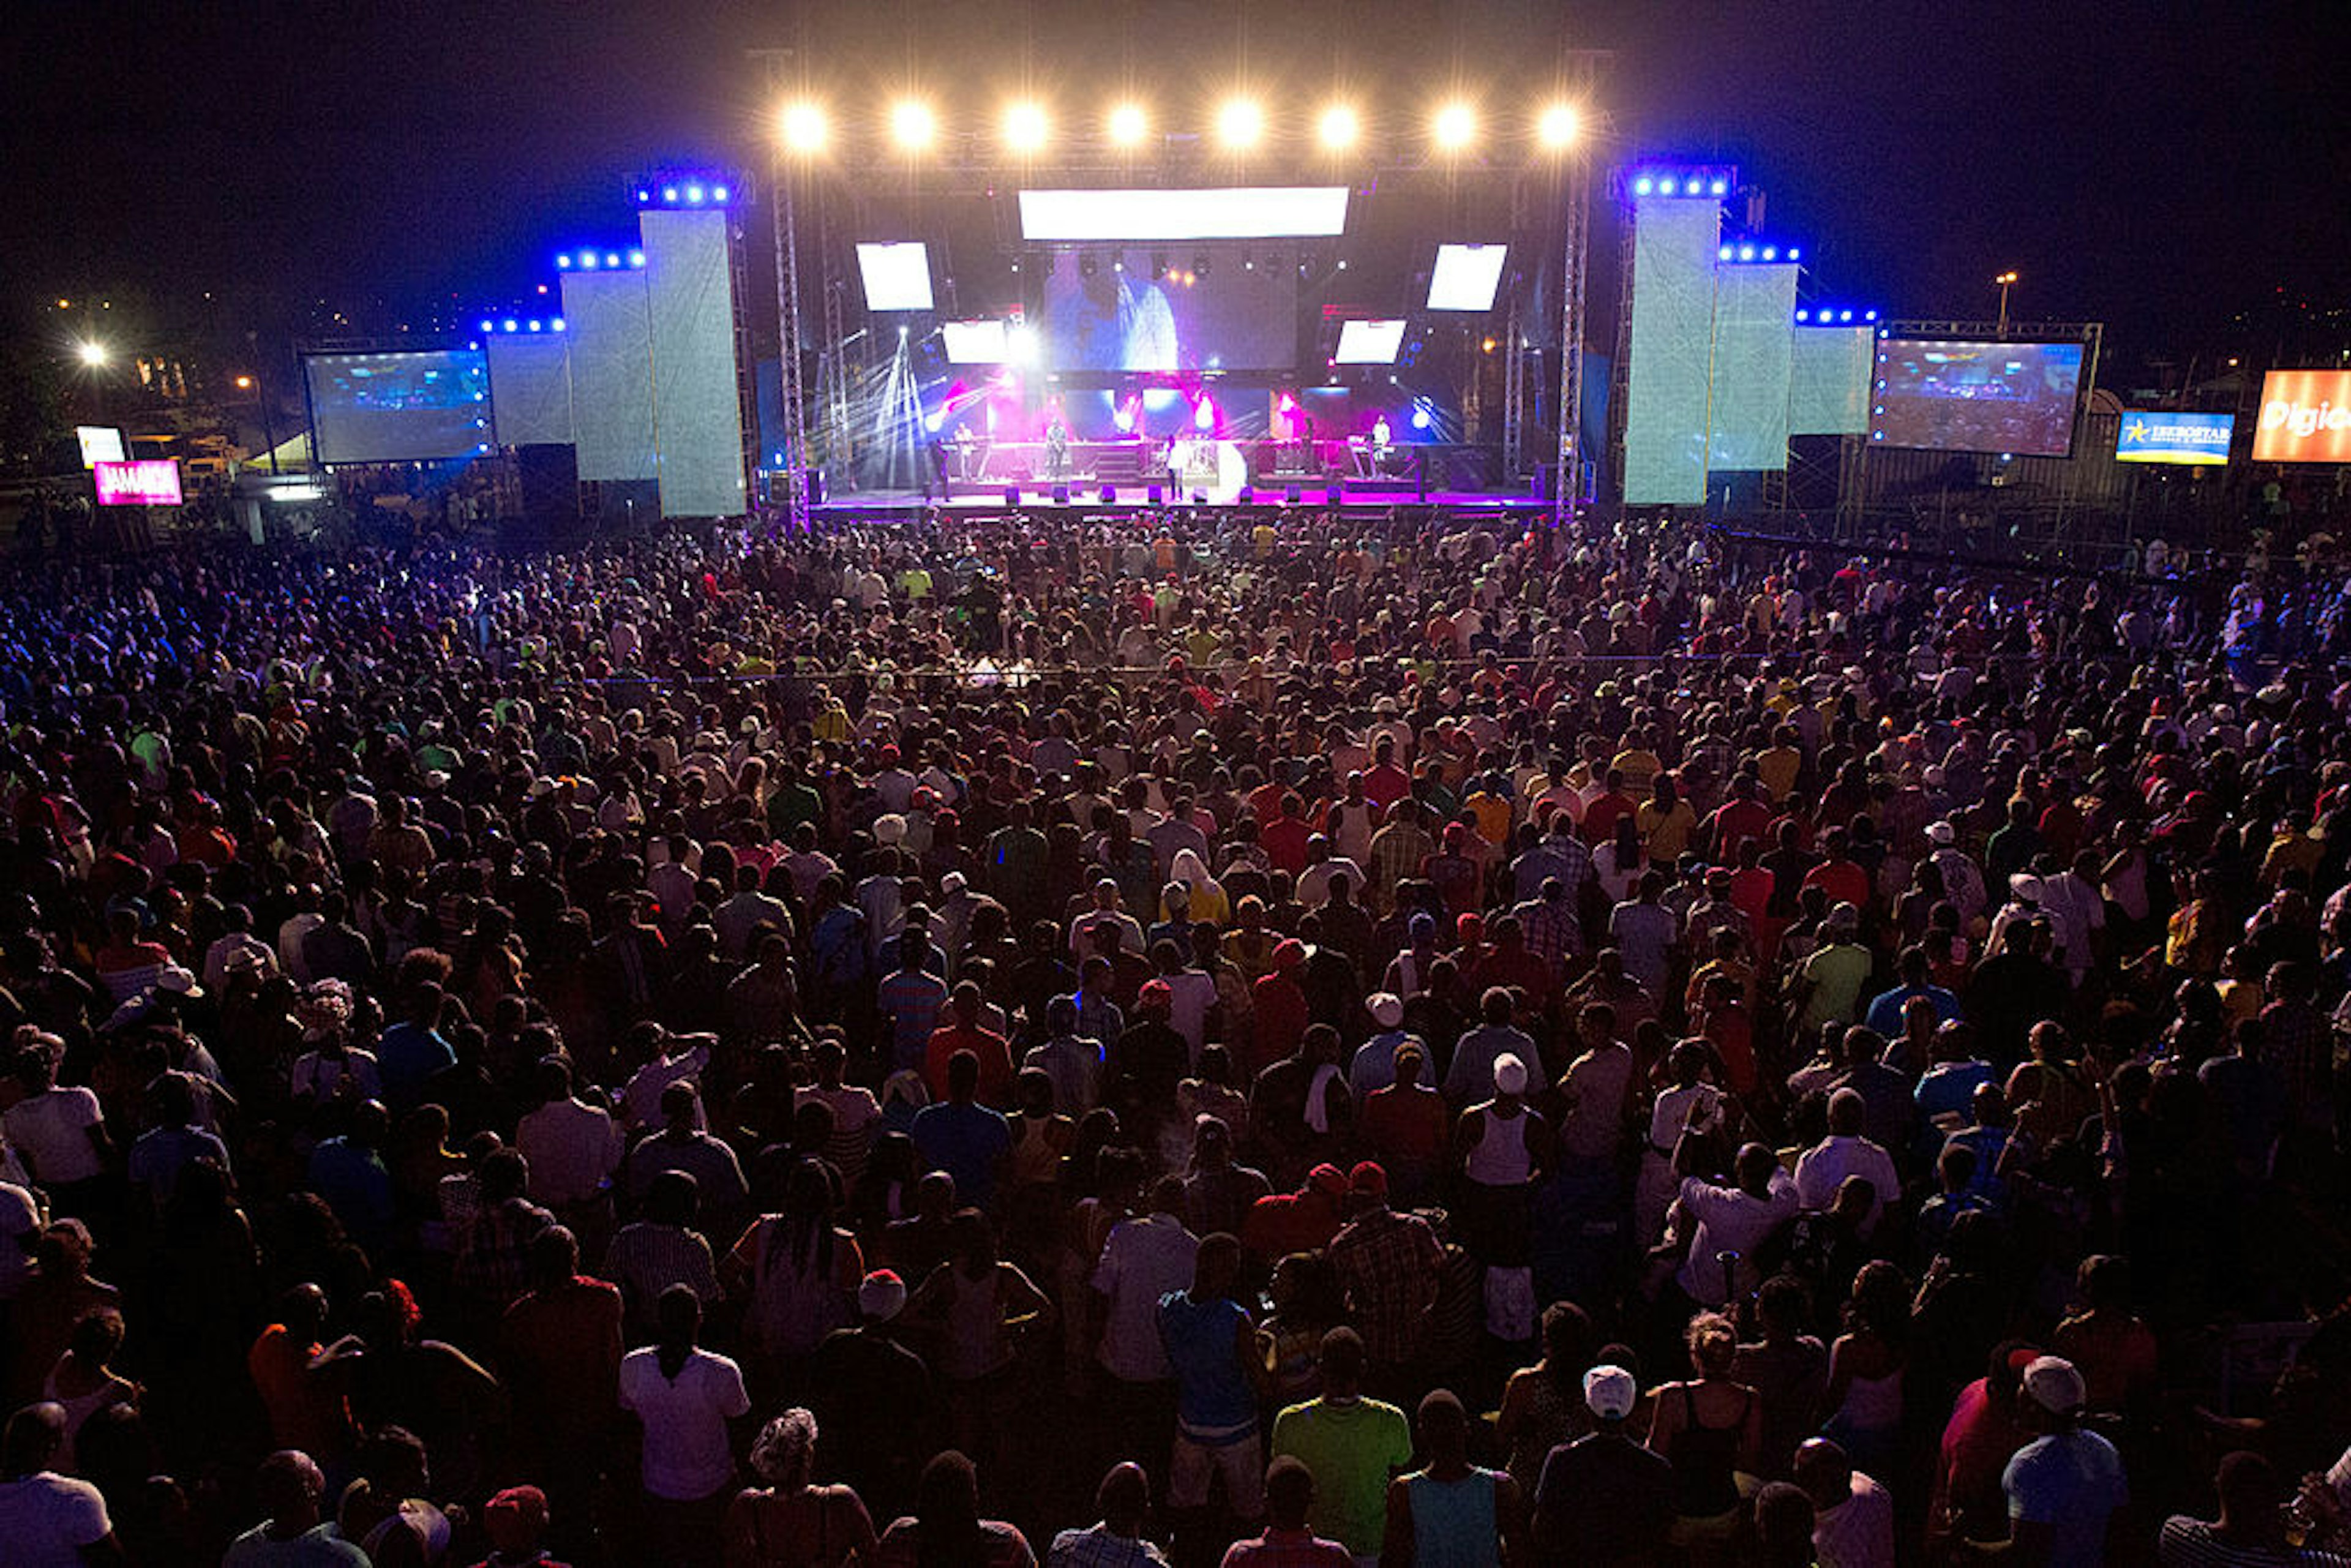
[2253,369,2351,463]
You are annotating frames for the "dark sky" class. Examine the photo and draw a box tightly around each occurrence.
[5,0,2345,362]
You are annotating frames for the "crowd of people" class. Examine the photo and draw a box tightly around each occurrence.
[0,501,2348,1567]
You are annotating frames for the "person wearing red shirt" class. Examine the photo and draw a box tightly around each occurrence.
[1250,940,1311,1073]
[1802,828,1873,913]
[1240,1163,1349,1268]
[500,1225,624,1509]
[924,983,1016,1105]
[1580,771,1636,847]
[1261,795,1314,879]
[1362,740,1412,816]
[1703,777,1775,865]
[1470,917,1554,1007]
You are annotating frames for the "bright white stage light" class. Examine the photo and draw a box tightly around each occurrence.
[1107,103,1148,146]
[1217,98,1264,151]
[780,102,828,154]
[1318,105,1359,151]
[1433,102,1475,152]
[1538,103,1580,148]
[890,100,936,151]
[1004,102,1049,154]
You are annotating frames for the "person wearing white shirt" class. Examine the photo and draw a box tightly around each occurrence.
[1070,880,1146,958]
[1792,1091,1902,1240]
[1091,1184,1201,1385]
[1796,1438,1895,1568]
[1674,1142,1801,1308]
[517,1059,625,1209]
[620,1030,714,1132]
[620,1288,752,1544]
[0,1402,118,1567]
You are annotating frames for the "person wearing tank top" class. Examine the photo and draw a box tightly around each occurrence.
[1450,1054,1548,1267]
[1646,1312,1763,1562]
[1382,1389,1528,1567]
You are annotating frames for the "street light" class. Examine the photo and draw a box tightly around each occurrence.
[234,375,255,390]
[1995,271,2019,336]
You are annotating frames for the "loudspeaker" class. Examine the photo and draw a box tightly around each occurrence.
[1100,486,1117,504]
[1325,469,1345,498]
[1051,484,1069,504]
[802,467,828,506]
[1284,486,1302,506]
[1003,485,1021,506]
[1237,487,1254,505]
[1147,484,1164,505]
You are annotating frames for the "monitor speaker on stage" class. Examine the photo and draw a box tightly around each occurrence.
[1147,484,1164,505]
[1003,485,1021,506]
[1237,487,1254,505]
[1325,470,1345,498]
[1100,486,1117,505]
[1051,484,1069,505]
[803,468,828,506]
[1284,487,1302,506]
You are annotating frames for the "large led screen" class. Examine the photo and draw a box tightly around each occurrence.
[1428,245,1507,312]
[857,243,936,312]
[1869,339,2083,457]
[2252,370,2351,463]
[304,350,493,465]
[1333,320,1407,366]
[1019,187,1349,242]
[1044,261,1295,372]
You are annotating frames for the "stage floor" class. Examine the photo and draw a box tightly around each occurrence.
[804,486,1556,521]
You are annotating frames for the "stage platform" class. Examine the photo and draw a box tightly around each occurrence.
[802,486,1558,523]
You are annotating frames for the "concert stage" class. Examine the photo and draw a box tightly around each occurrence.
[803,484,1558,523]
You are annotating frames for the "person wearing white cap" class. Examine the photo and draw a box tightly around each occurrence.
[1346,994,1422,1100]
[1925,823,1989,928]
[1996,1354,2128,1567]
[1455,1053,1547,1336]
[1532,1365,1674,1565]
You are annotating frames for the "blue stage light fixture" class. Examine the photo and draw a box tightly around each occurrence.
[502,318,519,332]
[1761,247,1777,261]
[1719,245,1733,260]
[1738,246,1755,261]
[1410,405,1433,431]
[1864,310,1878,322]
[1633,176,1654,195]
[1839,310,1853,322]
[636,188,651,203]
[685,184,705,203]
[606,253,621,268]
[552,318,566,331]
[1709,179,1728,196]
[556,254,571,269]
[628,249,647,268]
[1788,247,1801,260]
[479,319,494,333]
[580,251,599,269]
[1659,178,1678,195]
[713,185,729,201]
[527,320,542,332]
[662,186,678,202]
[1796,309,1810,322]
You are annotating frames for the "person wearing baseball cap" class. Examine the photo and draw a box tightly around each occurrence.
[479,1484,558,1566]
[1995,1355,2128,1566]
[1531,1365,1674,1565]
[1324,1161,1443,1377]
[1455,1053,1545,1270]
[803,1271,929,1515]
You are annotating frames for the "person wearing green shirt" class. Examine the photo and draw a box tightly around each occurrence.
[1797,903,1876,1033]
[1269,1327,1412,1559]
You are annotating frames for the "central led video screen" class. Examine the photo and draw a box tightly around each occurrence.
[1044,258,1296,373]
[304,350,493,464]
[1869,339,2084,457]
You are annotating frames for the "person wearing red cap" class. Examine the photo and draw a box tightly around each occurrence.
[473,1484,563,1568]
[1325,1163,1442,1380]
[1249,941,1310,1075]
[1242,1165,1350,1267]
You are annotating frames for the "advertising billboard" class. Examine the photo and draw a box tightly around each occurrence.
[2252,370,2351,463]
[93,459,183,506]
[1869,339,2084,457]
[2116,410,2233,465]
[75,426,126,468]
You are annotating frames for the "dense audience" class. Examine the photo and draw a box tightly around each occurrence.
[0,503,2349,1566]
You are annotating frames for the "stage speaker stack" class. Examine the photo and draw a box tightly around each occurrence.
[1051,484,1069,505]
[1147,484,1164,505]
[1284,487,1302,506]
[509,443,579,549]
[1003,485,1021,506]
[1100,486,1117,505]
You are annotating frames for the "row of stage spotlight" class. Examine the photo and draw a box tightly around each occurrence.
[774,99,1585,156]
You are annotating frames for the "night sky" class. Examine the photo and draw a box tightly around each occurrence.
[4,0,2345,361]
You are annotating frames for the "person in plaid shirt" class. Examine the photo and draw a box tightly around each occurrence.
[1365,802,1435,917]
[1047,1461,1169,1568]
[1324,1162,1442,1376]
[1219,1457,1352,1568]
[1510,878,1584,980]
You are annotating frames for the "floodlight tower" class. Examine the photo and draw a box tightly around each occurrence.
[1548,50,1610,531]
[754,47,817,529]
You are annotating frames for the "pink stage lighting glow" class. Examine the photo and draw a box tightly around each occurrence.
[1193,396,1216,433]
